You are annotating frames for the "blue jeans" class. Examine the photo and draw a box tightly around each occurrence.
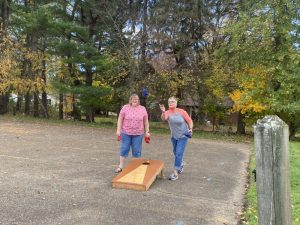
[120,133,143,157]
[171,137,188,170]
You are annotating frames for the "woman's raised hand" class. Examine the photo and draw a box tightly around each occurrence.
[159,104,166,112]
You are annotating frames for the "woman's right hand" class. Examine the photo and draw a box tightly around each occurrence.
[159,104,166,112]
[116,130,121,136]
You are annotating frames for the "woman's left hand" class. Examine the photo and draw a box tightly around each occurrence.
[145,132,150,137]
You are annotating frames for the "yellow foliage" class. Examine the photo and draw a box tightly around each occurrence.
[207,63,232,100]
[230,66,269,114]
[24,51,44,73]
[63,94,74,113]
[0,33,46,95]
[92,80,111,88]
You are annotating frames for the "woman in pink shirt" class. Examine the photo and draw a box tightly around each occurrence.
[115,94,150,173]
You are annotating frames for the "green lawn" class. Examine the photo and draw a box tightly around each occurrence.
[243,142,300,224]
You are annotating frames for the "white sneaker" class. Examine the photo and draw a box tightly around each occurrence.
[168,173,178,181]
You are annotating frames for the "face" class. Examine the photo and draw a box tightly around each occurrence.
[131,96,139,106]
[168,99,176,109]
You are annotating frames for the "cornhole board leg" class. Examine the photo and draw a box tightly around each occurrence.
[158,168,165,179]
[112,159,164,191]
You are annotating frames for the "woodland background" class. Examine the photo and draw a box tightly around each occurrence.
[0,0,299,138]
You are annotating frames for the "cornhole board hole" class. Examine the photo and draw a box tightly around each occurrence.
[112,158,164,191]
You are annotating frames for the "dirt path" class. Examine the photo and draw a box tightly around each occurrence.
[0,118,250,225]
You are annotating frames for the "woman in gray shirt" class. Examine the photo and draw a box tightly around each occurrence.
[159,97,193,181]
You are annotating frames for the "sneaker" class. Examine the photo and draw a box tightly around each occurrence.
[177,162,184,174]
[177,165,184,174]
[168,173,178,181]
[114,167,123,173]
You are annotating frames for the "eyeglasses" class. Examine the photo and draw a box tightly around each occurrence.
[168,101,176,103]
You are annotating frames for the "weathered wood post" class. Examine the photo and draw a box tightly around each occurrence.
[254,115,292,225]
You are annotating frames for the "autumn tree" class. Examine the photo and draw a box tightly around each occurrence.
[0,0,10,114]
[215,0,300,137]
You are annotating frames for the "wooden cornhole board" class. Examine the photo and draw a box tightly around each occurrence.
[112,158,164,191]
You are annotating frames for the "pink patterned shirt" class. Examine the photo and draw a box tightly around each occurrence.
[119,104,148,135]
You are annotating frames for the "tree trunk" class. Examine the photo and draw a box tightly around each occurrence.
[68,60,80,119]
[39,38,48,118]
[139,0,148,78]
[16,94,22,112]
[0,93,9,114]
[86,109,95,123]
[289,122,298,140]
[59,93,63,119]
[138,0,148,107]
[85,68,94,122]
[237,111,246,135]
[0,1,10,114]
[33,91,39,117]
[24,92,31,115]
[41,91,48,118]
[72,94,81,120]
[0,0,9,31]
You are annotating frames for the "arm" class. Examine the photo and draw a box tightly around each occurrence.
[159,104,166,121]
[187,120,193,132]
[116,115,123,136]
[144,116,150,137]
[116,108,124,136]
[160,112,166,121]
[180,109,193,132]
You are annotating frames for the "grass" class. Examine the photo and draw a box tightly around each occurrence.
[242,141,300,224]
[0,114,117,129]
[291,142,300,224]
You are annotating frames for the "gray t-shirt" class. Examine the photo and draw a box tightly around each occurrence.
[167,113,189,140]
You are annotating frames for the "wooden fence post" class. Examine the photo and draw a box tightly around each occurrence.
[254,115,292,225]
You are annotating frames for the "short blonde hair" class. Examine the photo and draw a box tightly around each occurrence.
[129,94,140,105]
[168,96,177,106]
